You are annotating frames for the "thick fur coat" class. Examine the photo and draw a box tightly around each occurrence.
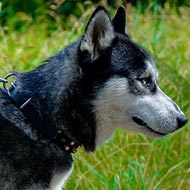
[0,6,187,190]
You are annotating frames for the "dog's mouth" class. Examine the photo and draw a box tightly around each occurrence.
[132,117,166,136]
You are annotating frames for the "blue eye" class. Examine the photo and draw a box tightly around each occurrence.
[139,77,151,86]
[137,76,157,93]
[142,78,149,85]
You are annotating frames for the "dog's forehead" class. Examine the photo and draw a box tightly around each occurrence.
[112,35,149,66]
[111,35,158,79]
[142,59,158,79]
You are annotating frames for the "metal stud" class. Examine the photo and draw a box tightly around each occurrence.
[65,146,70,151]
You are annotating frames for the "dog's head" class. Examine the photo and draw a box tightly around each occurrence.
[79,6,187,145]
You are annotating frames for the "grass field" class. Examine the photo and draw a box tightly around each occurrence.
[0,4,190,190]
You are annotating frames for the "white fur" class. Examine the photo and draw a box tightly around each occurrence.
[93,75,184,146]
[50,165,73,190]
[93,77,130,145]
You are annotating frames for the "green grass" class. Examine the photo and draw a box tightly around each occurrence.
[0,5,190,190]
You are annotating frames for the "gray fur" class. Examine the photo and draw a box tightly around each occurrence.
[0,6,187,190]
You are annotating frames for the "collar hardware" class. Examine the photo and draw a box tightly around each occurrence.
[1,73,81,154]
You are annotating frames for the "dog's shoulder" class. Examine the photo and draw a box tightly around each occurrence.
[0,89,73,190]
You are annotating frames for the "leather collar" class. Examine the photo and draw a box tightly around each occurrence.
[1,74,81,154]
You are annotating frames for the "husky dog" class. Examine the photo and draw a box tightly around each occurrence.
[0,6,187,190]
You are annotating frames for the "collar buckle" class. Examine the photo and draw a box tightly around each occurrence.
[0,73,17,94]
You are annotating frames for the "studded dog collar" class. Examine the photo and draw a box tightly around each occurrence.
[0,73,81,154]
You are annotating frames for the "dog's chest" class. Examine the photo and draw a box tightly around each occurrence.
[50,165,73,190]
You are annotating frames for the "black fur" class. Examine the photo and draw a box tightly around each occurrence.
[112,6,126,34]
[0,6,187,190]
[0,7,161,189]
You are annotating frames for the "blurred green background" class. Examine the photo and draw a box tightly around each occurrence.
[1,0,190,30]
[0,0,190,189]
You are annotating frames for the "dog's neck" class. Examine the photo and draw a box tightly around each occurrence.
[13,42,96,152]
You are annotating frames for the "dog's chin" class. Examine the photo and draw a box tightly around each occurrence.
[132,117,167,138]
[141,127,167,138]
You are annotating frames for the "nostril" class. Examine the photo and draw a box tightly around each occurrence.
[177,116,188,128]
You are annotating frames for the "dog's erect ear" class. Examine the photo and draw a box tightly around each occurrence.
[80,6,115,60]
[112,6,126,34]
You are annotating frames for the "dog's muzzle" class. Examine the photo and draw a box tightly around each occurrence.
[132,116,167,135]
[132,115,187,136]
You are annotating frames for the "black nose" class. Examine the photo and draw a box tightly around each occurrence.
[177,115,187,128]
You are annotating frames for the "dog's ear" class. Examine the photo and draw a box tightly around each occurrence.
[112,6,126,34]
[80,6,115,60]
